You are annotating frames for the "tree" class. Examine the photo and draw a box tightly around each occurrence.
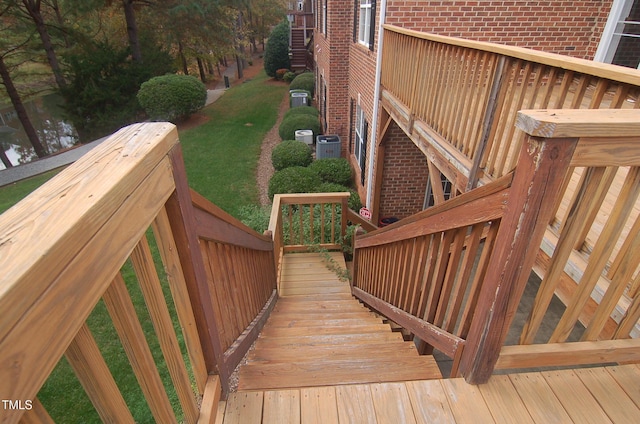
[263,20,290,77]
[17,0,68,89]
[0,9,48,158]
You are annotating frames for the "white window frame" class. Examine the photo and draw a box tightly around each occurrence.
[595,0,640,69]
[322,0,327,34]
[355,104,366,169]
[358,0,372,47]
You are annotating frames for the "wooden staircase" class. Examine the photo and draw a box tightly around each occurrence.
[290,28,309,72]
[237,252,442,391]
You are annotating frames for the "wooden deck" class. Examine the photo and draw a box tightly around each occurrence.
[237,252,442,391]
[222,364,640,423]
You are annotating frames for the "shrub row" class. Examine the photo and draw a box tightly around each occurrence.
[278,113,321,140]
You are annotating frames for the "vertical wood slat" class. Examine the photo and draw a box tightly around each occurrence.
[520,167,608,345]
[65,323,137,424]
[130,236,200,424]
[103,273,177,424]
[18,399,54,424]
[152,206,207,394]
[550,167,640,343]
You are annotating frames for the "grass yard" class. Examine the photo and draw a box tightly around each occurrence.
[1,70,287,423]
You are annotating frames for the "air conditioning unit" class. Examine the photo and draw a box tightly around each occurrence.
[295,129,314,145]
[316,135,341,159]
[290,92,309,107]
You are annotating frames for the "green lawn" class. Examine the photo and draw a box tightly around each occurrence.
[1,70,287,423]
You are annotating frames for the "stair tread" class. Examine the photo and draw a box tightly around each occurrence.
[238,356,442,391]
[253,332,405,349]
[247,341,422,362]
[263,317,384,328]
[264,311,376,321]
[259,323,388,337]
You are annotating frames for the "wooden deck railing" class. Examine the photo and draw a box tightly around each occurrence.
[381,24,640,190]
[268,192,349,288]
[0,123,276,423]
[353,109,640,384]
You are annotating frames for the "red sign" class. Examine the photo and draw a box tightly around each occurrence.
[359,207,372,220]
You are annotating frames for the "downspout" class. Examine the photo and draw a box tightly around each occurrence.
[366,0,387,208]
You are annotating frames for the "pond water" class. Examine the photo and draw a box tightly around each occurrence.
[0,93,79,170]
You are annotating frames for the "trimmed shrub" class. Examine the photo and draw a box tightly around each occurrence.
[268,166,322,200]
[275,68,289,80]
[137,74,207,122]
[284,106,319,120]
[283,71,296,83]
[309,158,353,186]
[264,21,291,77]
[278,114,321,140]
[316,182,363,211]
[289,72,315,96]
[238,205,271,234]
[272,140,313,170]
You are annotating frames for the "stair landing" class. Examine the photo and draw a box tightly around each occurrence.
[237,253,442,391]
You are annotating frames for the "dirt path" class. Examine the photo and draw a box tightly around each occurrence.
[257,94,289,206]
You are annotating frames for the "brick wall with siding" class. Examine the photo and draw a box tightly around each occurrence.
[378,121,429,219]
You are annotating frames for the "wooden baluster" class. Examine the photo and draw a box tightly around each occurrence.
[18,399,54,424]
[65,323,138,424]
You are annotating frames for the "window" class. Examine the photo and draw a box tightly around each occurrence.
[355,104,368,185]
[322,0,327,34]
[357,0,376,50]
[595,0,640,69]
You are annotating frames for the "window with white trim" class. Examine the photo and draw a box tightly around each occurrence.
[355,104,368,185]
[595,0,640,69]
[358,1,372,46]
[322,0,327,34]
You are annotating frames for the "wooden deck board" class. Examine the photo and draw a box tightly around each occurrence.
[225,365,639,423]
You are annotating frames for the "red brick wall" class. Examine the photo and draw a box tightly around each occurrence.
[378,122,429,219]
[385,1,612,59]
[314,0,353,151]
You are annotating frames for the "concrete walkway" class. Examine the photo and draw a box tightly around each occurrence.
[0,58,245,188]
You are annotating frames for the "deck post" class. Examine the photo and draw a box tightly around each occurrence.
[166,145,229,393]
[458,132,578,384]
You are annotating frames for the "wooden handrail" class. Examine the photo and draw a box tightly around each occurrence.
[0,122,277,422]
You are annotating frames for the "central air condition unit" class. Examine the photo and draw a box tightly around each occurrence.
[316,135,341,159]
[295,129,314,145]
[290,92,309,107]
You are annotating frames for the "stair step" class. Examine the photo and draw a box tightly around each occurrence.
[259,323,390,338]
[253,332,405,350]
[277,293,354,301]
[273,300,367,313]
[263,317,383,328]
[264,311,377,322]
[279,286,351,296]
[238,356,442,391]
[247,341,422,362]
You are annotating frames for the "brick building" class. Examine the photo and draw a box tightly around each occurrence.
[311,0,639,223]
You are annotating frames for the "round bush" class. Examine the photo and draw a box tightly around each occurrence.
[278,114,321,140]
[289,72,315,97]
[264,21,291,77]
[283,71,296,83]
[268,166,322,200]
[284,106,319,120]
[137,74,207,122]
[309,158,353,186]
[272,140,313,170]
[316,182,363,211]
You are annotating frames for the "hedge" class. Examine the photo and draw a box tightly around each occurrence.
[271,140,313,170]
[309,158,353,186]
[316,182,363,211]
[278,114,321,140]
[289,72,315,97]
[268,166,322,200]
[137,74,207,122]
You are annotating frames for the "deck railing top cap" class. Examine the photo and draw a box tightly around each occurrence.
[516,109,640,138]
[0,122,179,296]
